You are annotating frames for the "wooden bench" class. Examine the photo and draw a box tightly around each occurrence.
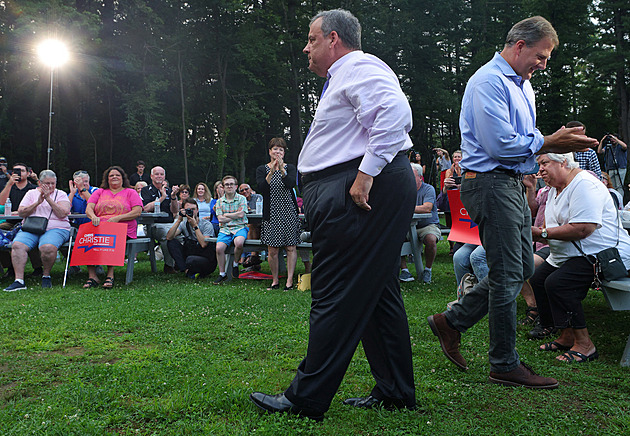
[600,278,630,366]
[206,238,312,282]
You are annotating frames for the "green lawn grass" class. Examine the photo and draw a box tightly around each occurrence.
[1,243,629,435]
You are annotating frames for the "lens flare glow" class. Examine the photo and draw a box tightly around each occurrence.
[37,39,69,68]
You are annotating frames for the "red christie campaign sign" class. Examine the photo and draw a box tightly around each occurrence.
[446,189,481,246]
[70,222,127,266]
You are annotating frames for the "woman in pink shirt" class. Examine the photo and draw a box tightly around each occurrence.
[84,166,142,289]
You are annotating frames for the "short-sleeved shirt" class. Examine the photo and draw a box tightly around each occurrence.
[9,182,37,212]
[546,171,630,268]
[140,184,173,223]
[603,144,628,170]
[415,183,439,228]
[71,186,99,225]
[88,188,143,238]
[215,194,248,235]
[19,188,71,231]
[573,149,602,179]
[176,217,214,240]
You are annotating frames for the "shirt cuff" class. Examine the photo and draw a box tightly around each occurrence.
[530,132,545,155]
[359,153,390,177]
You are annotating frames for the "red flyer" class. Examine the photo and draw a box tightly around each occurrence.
[70,222,128,266]
[446,189,481,245]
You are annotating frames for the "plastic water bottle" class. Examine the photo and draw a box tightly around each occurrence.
[154,199,161,214]
[255,196,262,215]
[4,198,11,216]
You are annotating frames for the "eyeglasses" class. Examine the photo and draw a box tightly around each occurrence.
[181,190,189,194]
[73,171,88,177]
[223,183,236,187]
[239,188,250,193]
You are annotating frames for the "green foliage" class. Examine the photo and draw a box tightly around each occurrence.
[0,1,629,185]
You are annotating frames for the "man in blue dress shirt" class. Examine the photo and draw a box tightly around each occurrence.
[427,16,598,389]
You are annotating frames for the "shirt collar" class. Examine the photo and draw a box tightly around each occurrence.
[328,50,363,78]
[493,52,525,87]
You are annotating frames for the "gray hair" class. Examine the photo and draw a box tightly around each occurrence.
[410,163,423,177]
[505,16,559,48]
[311,9,361,51]
[39,169,57,181]
[538,153,579,169]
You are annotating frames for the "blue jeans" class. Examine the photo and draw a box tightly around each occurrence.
[445,172,534,373]
[453,243,489,286]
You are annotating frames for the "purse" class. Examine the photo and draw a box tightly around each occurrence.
[22,191,57,235]
[22,216,49,235]
[595,247,628,282]
[572,214,628,286]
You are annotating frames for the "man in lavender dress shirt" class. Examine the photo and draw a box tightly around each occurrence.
[427,16,598,389]
[250,9,417,420]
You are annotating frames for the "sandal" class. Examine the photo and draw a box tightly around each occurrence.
[557,349,599,363]
[284,284,294,291]
[102,276,115,289]
[82,278,100,289]
[266,284,279,291]
[518,306,539,326]
[539,341,571,352]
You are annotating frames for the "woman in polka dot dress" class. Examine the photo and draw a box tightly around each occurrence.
[256,138,300,290]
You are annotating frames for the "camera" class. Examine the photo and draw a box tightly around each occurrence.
[603,133,615,148]
[453,175,462,185]
[179,209,194,217]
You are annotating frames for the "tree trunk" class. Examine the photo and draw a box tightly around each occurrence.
[178,51,189,186]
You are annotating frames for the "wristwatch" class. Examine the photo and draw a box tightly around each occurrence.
[80,188,87,193]
[541,228,548,239]
[192,226,199,231]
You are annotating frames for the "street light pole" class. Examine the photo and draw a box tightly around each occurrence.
[38,39,68,170]
[46,66,54,169]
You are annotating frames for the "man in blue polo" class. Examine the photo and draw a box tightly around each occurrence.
[427,16,598,389]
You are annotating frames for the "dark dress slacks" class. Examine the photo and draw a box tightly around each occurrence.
[284,154,417,414]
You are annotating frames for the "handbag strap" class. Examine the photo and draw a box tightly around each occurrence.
[46,190,58,220]
[571,240,595,265]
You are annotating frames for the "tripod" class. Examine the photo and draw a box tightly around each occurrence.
[604,144,623,191]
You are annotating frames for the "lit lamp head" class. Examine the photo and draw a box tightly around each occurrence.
[37,39,69,68]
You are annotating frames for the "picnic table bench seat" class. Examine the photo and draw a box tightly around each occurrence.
[600,278,630,367]
[205,237,312,282]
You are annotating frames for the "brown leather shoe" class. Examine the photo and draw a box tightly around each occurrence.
[427,313,468,371]
[489,363,558,389]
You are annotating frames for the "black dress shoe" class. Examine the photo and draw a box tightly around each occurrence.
[249,392,324,421]
[343,395,416,411]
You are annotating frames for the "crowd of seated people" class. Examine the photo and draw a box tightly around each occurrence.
[4,126,628,324]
